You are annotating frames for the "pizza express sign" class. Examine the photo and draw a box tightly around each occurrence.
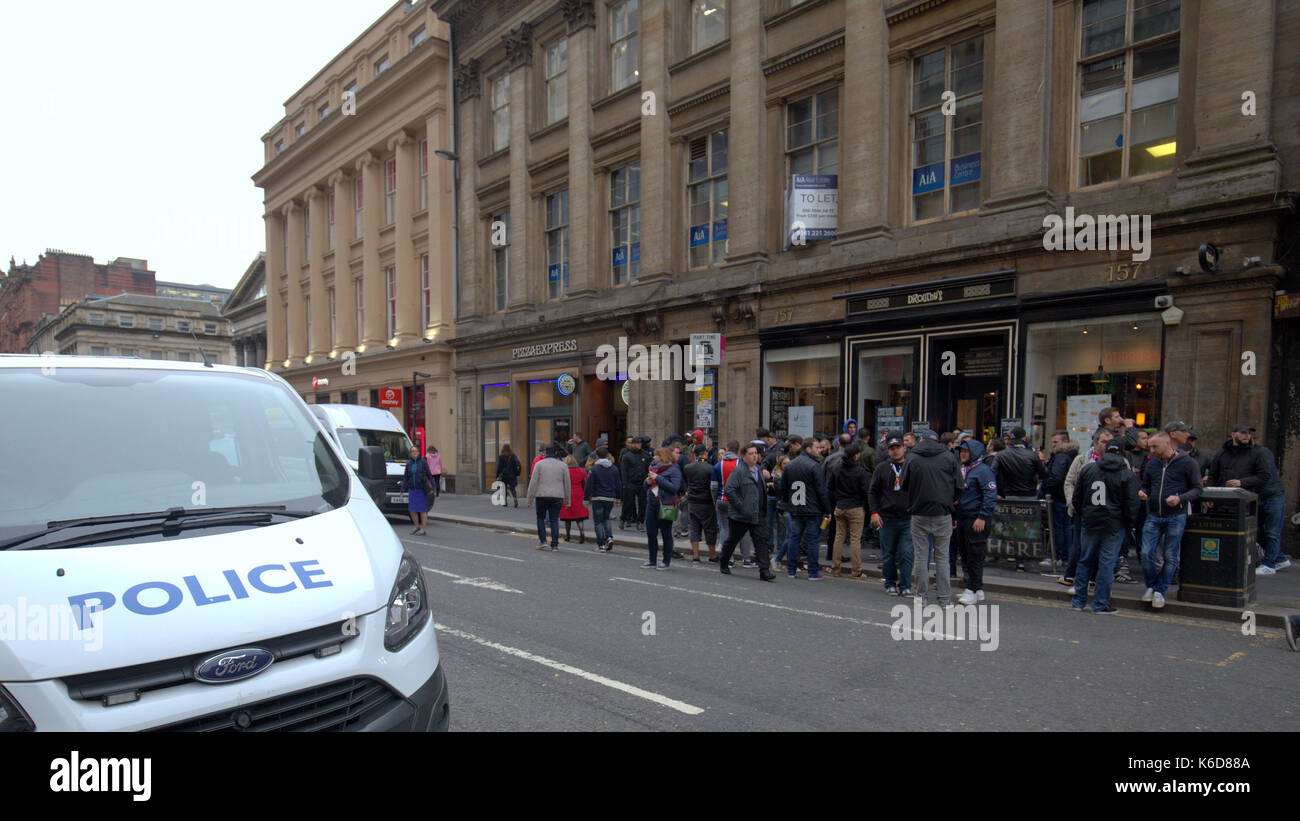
[845,276,1015,316]
[512,339,578,360]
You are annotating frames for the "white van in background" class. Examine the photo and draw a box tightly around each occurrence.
[309,404,417,516]
[0,355,447,732]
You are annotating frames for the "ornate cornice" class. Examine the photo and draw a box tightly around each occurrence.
[885,0,952,26]
[455,58,481,103]
[762,32,845,77]
[355,151,380,172]
[387,129,414,152]
[281,200,302,218]
[668,82,731,117]
[327,170,351,187]
[503,21,534,69]
[562,0,596,33]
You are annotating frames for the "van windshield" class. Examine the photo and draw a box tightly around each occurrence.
[0,367,350,541]
[335,429,414,463]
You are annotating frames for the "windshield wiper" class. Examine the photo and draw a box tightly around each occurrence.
[0,506,318,551]
[4,512,280,552]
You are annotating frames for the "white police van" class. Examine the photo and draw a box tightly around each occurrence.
[308,404,418,516]
[0,355,448,731]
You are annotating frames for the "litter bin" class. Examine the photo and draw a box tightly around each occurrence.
[1178,487,1257,607]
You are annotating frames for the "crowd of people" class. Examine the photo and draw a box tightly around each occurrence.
[494,408,1291,613]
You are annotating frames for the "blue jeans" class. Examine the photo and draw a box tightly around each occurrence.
[647,510,674,565]
[1074,528,1124,610]
[592,500,614,546]
[535,497,561,545]
[775,513,794,563]
[879,517,913,590]
[1141,514,1186,595]
[1050,500,1072,563]
[787,515,822,576]
[1258,493,1286,568]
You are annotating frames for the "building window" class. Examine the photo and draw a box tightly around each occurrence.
[421,254,431,328]
[204,322,217,335]
[151,350,164,360]
[344,81,357,108]
[318,102,330,122]
[176,352,191,362]
[355,278,364,339]
[419,140,428,211]
[787,88,838,176]
[327,192,335,250]
[354,177,364,239]
[118,314,134,328]
[491,74,510,152]
[410,25,426,51]
[491,211,510,312]
[691,0,726,53]
[610,0,639,92]
[90,345,107,357]
[1078,0,1180,186]
[88,312,105,326]
[385,266,398,340]
[384,158,397,225]
[546,190,570,300]
[328,286,336,347]
[910,36,983,221]
[176,320,191,332]
[295,123,305,139]
[545,38,568,125]
[148,317,163,330]
[610,163,640,285]
[375,55,390,77]
[688,129,728,268]
[274,140,284,156]
[304,295,311,347]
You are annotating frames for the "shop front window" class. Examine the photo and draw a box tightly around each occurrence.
[528,379,573,461]
[926,328,1011,441]
[851,341,920,442]
[763,344,839,438]
[482,383,511,492]
[1024,314,1162,450]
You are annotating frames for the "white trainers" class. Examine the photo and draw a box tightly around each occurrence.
[976,590,985,602]
[1275,558,1292,571]
[958,589,978,605]
[1257,564,1277,576]
[1141,588,1154,602]
[1152,591,1165,609]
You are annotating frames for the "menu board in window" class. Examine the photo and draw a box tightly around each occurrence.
[769,387,794,437]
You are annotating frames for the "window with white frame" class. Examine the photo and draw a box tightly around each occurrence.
[150,350,164,360]
[90,346,107,357]
[491,211,509,312]
[274,140,284,156]
[118,314,134,328]
[610,0,639,92]
[354,177,363,239]
[545,38,568,125]
[385,266,397,340]
[204,322,217,335]
[491,74,510,152]
[786,88,838,176]
[295,123,305,139]
[148,317,163,330]
[319,102,330,122]
[88,312,105,325]
[691,0,726,53]
[1078,0,1180,186]
[910,36,983,221]
[610,163,640,285]
[328,193,335,250]
[546,190,570,299]
[419,140,428,210]
[384,159,396,225]
[410,26,426,51]
[375,55,390,77]
[355,278,364,338]
[421,254,431,327]
[688,129,728,267]
[176,320,191,332]
[176,351,191,362]
[328,286,336,347]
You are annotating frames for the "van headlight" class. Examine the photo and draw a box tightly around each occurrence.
[384,552,430,651]
[0,686,35,732]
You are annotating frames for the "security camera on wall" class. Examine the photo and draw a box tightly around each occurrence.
[1154,295,1173,309]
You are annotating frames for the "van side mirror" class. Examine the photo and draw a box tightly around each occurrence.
[358,446,386,480]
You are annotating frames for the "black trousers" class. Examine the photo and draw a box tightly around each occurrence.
[621,485,640,522]
[955,517,988,592]
[721,518,770,569]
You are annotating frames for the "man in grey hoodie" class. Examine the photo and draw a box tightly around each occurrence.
[527,447,571,551]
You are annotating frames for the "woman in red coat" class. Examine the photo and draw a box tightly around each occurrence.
[560,455,590,544]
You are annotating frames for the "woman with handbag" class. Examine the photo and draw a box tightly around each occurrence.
[496,445,521,507]
[559,455,590,544]
[402,446,435,535]
[642,447,682,569]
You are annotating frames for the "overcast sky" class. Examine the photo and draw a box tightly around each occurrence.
[1,0,397,291]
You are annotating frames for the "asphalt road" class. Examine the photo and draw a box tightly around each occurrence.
[393,519,1298,732]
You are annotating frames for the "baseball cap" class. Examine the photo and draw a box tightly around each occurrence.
[886,435,904,447]
[1105,440,1124,453]
[1231,423,1256,433]
[1187,430,1198,441]
[1163,420,1191,433]
[917,429,938,441]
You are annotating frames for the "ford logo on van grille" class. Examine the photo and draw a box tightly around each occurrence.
[194,648,274,684]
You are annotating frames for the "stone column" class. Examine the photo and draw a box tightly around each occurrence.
[282,200,306,363]
[564,0,598,296]
[835,0,890,242]
[306,185,329,358]
[357,151,385,348]
[636,0,672,283]
[721,0,769,264]
[985,0,1050,212]
[425,104,455,338]
[454,58,482,320]
[329,169,357,350]
[504,22,534,311]
[264,210,285,366]
[391,130,420,344]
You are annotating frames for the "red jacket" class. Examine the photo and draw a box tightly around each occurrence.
[560,467,589,519]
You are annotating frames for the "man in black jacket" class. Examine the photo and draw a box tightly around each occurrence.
[683,444,718,562]
[870,434,913,595]
[1070,439,1140,614]
[619,438,648,530]
[1211,424,1290,573]
[901,430,964,605]
[829,443,871,577]
[1042,431,1078,566]
[778,443,832,579]
[1137,432,1203,609]
[719,443,776,581]
[996,426,1047,497]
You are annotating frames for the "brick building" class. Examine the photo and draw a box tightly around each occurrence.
[429,0,1298,504]
[0,251,157,353]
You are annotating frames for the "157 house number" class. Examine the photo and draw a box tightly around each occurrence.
[1104,261,1144,283]
[775,308,795,323]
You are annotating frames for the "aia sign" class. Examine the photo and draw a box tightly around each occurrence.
[378,387,401,408]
